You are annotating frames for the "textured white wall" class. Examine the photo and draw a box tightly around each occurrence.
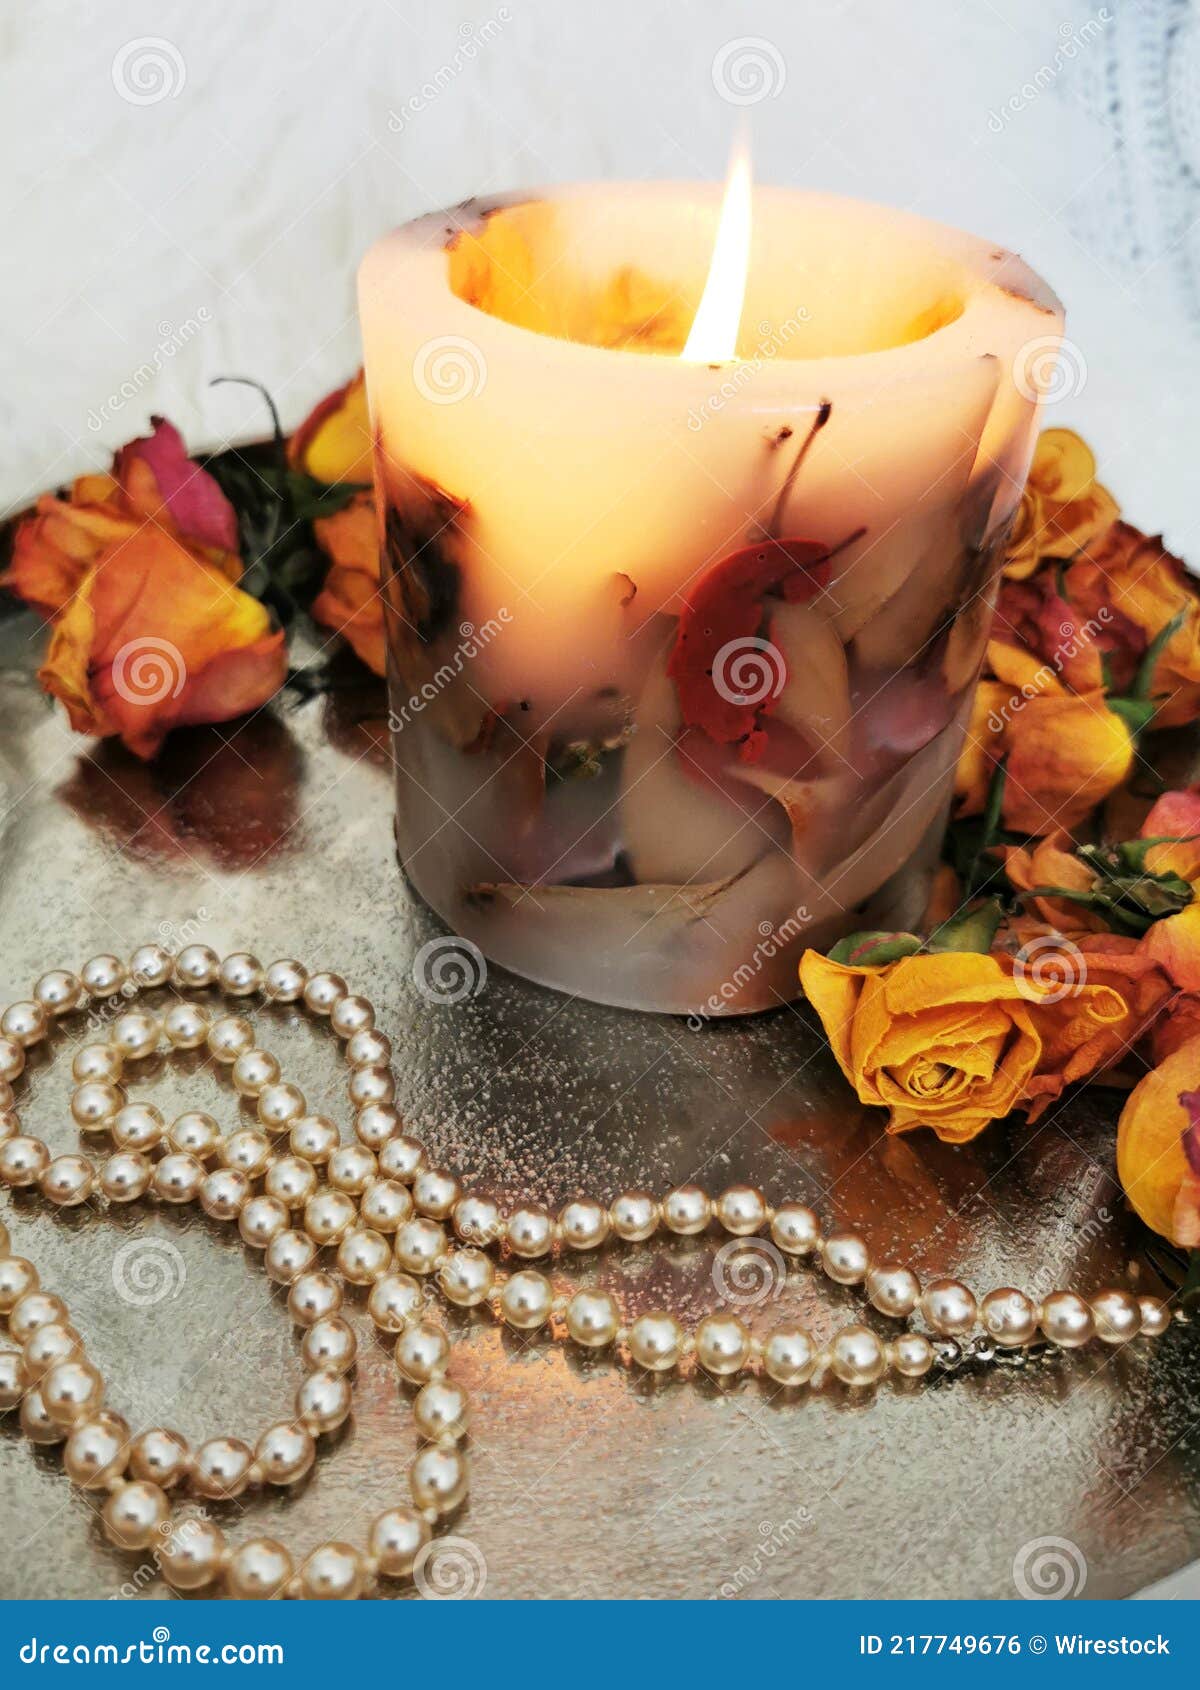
[5,0,1200,552]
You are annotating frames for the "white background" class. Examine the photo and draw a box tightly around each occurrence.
[5,0,1200,555]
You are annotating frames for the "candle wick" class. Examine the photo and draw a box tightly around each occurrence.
[768,399,832,538]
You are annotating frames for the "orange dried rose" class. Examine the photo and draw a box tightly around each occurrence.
[39,528,285,760]
[1002,428,1119,582]
[3,418,240,619]
[1001,831,1111,934]
[1139,790,1200,991]
[288,371,373,486]
[310,492,385,676]
[1116,1037,1200,1246]
[954,640,1134,836]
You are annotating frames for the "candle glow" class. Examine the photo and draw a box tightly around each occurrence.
[681,141,752,364]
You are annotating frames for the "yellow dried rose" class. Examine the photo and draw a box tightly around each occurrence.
[1003,428,1118,581]
[1116,1037,1200,1246]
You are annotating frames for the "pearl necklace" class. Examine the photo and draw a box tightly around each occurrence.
[0,946,1177,1599]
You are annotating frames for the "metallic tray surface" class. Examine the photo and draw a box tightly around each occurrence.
[0,610,1197,1601]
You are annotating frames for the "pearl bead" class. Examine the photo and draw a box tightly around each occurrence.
[1039,1290,1094,1348]
[163,1003,211,1050]
[299,1542,364,1599]
[219,952,264,996]
[20,1386,67,1443]
[11,1290,68,1342]
[232,1048,280,1097]
[0,1348,24,1408]
[762,1324,817,1386]
[226,1538,293,1599]
[378,1135,425,1182]
[111,1103,165,1153]
[500,1270,553,1329]
[34,970,82,1016]
[410,1446,468,1514]
[301,1316,357,1374]
[0,1037,25,1083]
[191,1436,254,1500]
[866,1264,921,1319]
[347,1029,392,1070]
[200,1167,250,1220]
[2,1000,48,1047]
[63,1413,130,1487]
[770,1203,821,1255]
[330,994,374,1038]
[368,1272,425,1331]
[413,1168,462,1221]
[72,1044,123,1084]
[207,1014,254,1063]
[829,1324,887,1387]
[152,1152,205,1204]
[71,1081,124,1131]
[100,1152,152,1203]
[822,1231,870,1286]
[288,1272,343,1327]
[39,1155,95,1207]
[256,1422,315,1485]
[980,1287,1040,1347]
[174,944,220,988]
[395,1320,451,1383]
[920,1278,977,1336]
[1138,1296,1171,1337]
[565,1289,620,1347]
[889,1332,935,1377]
[438,1248,495,1308]
[168,1111,221,1158]
[0,1137,49,1186]
[609,1190,659,1242]
[328,1144,377,1195]
[265,1156,319,1208]
[290,1115,339,1163]
[303,972,347,1015]
[21,1321,81,1379]
[81,954,126,998]
[1091,1289,1141,1344]
[413,1380,469,1441]
[296,1369,352,1433]
[0,1107,16,1144]
[663,1184,711,1236]
[264,959,308,1003]
[354,1101,401,1149]
[695,1313,752,1376]
[220,1130,271,1178]
[129,1427,191,1488]
[558,1199,609,1251]
[128,945,173,988]
[101,1480,169,1548]
[111,1010,160,1060]
[368,1508,429,1578]
[160,1517,226,1590]
[452,1194,500,1245]
[361,1178,414,1233]
[265,1230,318,1285]
[394,1217,447,1274]
[257,1082,307,1133]
[303,1189,357,1245]
[348,1066,395,1108]
[336,1227,392,1285]
[0,1256,40,1311]
[239,1194,290,1248]
[714,1185,768,1237]
[505,1205,555,1258]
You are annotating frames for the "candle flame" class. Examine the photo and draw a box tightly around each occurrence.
[682,140,752,363]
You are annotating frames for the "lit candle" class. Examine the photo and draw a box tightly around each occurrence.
[358,165,1062,1014]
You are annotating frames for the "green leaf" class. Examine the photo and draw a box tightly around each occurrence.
[925,897,1004,955]
[827,930,923,967]
[1107,696,1158,735]
[1132,607,1187,701]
